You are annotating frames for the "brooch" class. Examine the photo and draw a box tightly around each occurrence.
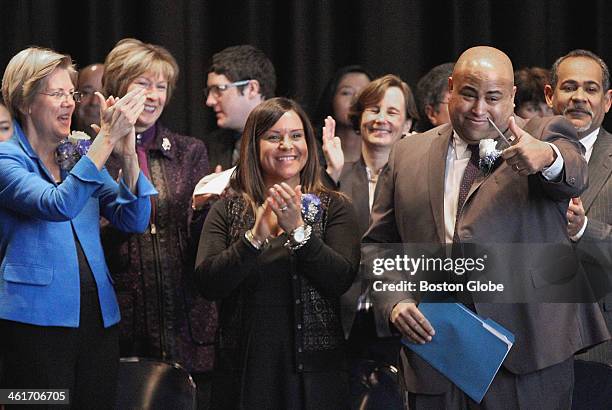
[55,131,92,171]
[301,193,322,224]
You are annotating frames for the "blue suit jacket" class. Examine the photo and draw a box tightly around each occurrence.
[0,125,157,328]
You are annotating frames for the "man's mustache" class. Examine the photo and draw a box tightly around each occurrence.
[563,106,593,117]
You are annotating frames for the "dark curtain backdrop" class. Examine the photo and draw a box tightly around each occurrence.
[1,0,611,137]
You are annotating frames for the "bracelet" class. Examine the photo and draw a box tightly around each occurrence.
[245,229,268,250]
[283,224,312,251]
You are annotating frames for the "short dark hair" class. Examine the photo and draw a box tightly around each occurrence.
[514,67,550,113]
[348,74,419,132]
[209,45,276,100]
[415,62,454,132]
[314,65,373,126]
[232,97,325,209]
[550,49,610,91]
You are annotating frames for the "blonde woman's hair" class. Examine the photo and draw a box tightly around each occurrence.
[2,47,75,122]
[103,38,179,102]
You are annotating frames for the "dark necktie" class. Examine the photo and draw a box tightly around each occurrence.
[453,144,480,243]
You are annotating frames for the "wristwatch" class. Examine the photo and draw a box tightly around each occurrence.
[284,225,312,251]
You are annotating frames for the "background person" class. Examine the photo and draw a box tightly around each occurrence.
[203,45,276,171]
[514,67,554,119]
[73,63,104,137]
[195,97,360,409]
[415,62,454,132]
[314,65,373,164]
[545,49,612,364]
[0,101,13,141]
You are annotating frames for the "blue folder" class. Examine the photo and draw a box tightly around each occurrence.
[402,303,515,403]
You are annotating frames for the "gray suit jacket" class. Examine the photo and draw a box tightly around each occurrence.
[338,157,374,337]
[364,116,610,394]
[576,127,612,364]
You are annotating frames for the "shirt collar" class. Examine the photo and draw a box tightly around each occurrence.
[579,127,599,153]
[451,131,471,159]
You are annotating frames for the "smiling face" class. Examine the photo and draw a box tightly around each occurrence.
[545,56,612,137]
[127,70,167,133]
[449,61,516,144]
[27,67,75,141]
[0,104,13,141]
[259,110,308,187]
[360,86,410,149]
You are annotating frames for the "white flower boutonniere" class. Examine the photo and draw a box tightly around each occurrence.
[478,139,502,175]
[162,137,171,151]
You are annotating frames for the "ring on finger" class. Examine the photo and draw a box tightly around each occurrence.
[279,205,288,212]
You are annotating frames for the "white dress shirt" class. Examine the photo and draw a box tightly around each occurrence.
[444,132,564,243]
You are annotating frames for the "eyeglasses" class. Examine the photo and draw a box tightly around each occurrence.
[203,80,251,99]
[79,89,99,98]
[39,90,82,103]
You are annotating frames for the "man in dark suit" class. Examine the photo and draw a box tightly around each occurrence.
[203,45,276,170]
[545,49,612,364]
[365,46,609,408]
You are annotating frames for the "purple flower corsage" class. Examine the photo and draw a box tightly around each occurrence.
[478,138,502,175]
[55,131,92,171]
[301,193,322,224]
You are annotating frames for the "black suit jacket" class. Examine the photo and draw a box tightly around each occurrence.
[202,128,241,171]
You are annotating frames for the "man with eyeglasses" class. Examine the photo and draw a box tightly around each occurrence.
[73,63,104,137]
[203,45,276,170]
[415,62,454,132]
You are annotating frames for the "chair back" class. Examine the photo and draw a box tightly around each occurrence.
[572,359,612,410]
[115,357,196,410]
[350,359,403,410]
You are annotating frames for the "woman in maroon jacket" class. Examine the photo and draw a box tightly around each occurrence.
[100,38,217,408]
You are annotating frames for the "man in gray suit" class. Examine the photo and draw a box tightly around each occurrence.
[545,49,612,365]
[365,46,609,408]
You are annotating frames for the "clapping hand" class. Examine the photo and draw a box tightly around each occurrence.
[91,87,146,157]
[267,183,304,234]
[567,197,586,237]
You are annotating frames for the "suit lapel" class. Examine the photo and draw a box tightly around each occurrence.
[583,128,612,212]
[429,125,452,243]
[354,159,372,235]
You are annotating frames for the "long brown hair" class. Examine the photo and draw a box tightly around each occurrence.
[232,97,326,210]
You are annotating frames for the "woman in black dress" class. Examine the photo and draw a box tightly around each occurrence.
[195,97,360,409]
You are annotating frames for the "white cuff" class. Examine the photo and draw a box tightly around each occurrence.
[570,216,588,242]
[541,143,564,180]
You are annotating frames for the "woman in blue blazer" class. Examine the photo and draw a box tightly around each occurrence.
[0,47,156,408]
